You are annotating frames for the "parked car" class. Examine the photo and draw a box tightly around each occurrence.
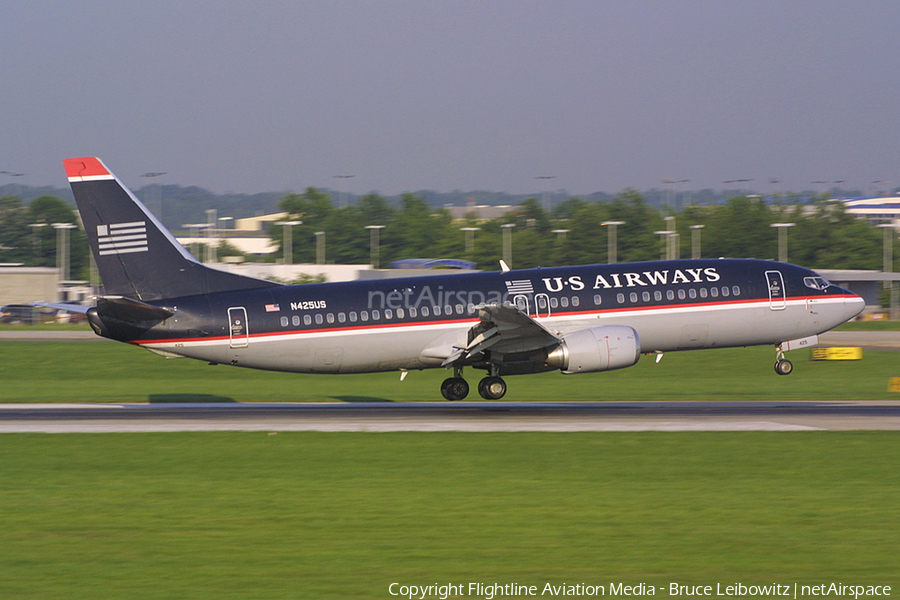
[0,304,57,325]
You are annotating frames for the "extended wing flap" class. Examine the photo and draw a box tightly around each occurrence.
[441,303,560,368]
[476,303,559,353]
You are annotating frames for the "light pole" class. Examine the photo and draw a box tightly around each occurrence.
[501,223,515,268]
[205,209,217,263]
[877,223,897,320]
[315,231,326,265]
[664,216,679,260]
[690,224,705,259]
[662,179,690,212]
[29,223,47,262]
[274,221,302,265]
[460,227,480,259]
[182,223,212,260]
[601,221,624,264]
[653,230,674,261]
[52,223,77,281]
[770,223,795,263]
[140,171,166,220]
[365,225,385,269]
[333,175,355,208]
[535,176,556,213]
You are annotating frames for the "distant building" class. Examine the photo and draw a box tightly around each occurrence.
[446,204,515,222]
[0,265,59,305]
[839,197,900,225]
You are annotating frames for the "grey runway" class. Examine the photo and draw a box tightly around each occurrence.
[1,401,899,433]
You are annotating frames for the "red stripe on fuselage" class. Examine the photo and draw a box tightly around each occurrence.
[133,294,853,347]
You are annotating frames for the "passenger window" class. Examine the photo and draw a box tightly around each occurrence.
[280,316,289,327]
[678,289,686,300]
[361,311,369,321]
[732,286,741,296]
[433,305,440,316]
[654,291,662,301]
[561,297,569,308]
[445,305,452,315]
[710,287,719,298]
[372,310,380,320]
[455,305,464,315]
[700,288,708,298]
[315,314,323,325]
[349,311,358,322]
[539,296,548,309]
[326,313,335,323]
[467,303,475,314]
[571,296,580,307]
[549,297,557,309]
[721,286,730,297]
[642,291,650,302]
[384,309,392,319]
[397,308,404,319]
[629,292,638,303]
[292,315,301,326]
[667,290,675,301]
[688,289,697,299]
[617,293,625,304]
[421,306,429,317]
[593,294,602,305]
[304,315,312,326]
[409,308,417,318]
[338,312,346,323]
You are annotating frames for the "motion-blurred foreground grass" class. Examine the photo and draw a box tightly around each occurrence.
[1,341,898,402]
[0,433,897,599]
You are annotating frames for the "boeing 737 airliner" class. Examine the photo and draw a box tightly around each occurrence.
[58,157,865,400]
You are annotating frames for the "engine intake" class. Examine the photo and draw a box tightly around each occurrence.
[545,326,641,374]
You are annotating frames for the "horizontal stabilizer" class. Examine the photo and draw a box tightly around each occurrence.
[96,296,173,322]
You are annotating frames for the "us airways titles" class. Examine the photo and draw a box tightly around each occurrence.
[543,267,721,292]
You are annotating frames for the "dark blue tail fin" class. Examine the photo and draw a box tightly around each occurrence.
[64,157,279,301]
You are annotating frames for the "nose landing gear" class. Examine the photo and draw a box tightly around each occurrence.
[774,345,793,376]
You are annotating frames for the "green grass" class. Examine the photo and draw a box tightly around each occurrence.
[0,433,897,599]
[834,320,900,331]
[1,341,899,403]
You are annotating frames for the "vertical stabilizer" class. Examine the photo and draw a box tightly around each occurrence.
[64,157,278,301]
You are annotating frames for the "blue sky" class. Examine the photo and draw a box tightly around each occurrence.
[3,1,899,196]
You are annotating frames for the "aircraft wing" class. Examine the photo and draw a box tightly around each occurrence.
[441,303,560,367]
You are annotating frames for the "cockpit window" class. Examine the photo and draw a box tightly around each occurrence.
[803,276,831,290]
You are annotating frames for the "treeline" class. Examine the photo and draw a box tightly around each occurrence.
[0,195,90,278]
[0,188,889,283]
[273,188,887,271]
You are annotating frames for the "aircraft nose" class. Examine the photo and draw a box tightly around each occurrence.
[844,291,865,321]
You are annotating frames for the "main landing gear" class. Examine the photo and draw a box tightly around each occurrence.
[440,367,507,401]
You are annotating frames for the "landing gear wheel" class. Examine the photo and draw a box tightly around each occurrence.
[477,376,507,400]
[774,359,793,376]
[441,377,469,401]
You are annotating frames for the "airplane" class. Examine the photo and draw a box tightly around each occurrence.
[58,156,865,401]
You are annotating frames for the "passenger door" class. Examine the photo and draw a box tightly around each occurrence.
[765,270,786,310]
[228,307,249,348]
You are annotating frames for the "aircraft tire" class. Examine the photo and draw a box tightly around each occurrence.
[774,359,793,376]
[478,376,507,400]
[441,377,469,401]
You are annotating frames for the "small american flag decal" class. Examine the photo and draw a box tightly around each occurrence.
[504,280,534,294]
[265,303,281,312]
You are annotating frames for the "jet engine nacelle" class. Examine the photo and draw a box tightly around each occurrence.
[545,326,641,374]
